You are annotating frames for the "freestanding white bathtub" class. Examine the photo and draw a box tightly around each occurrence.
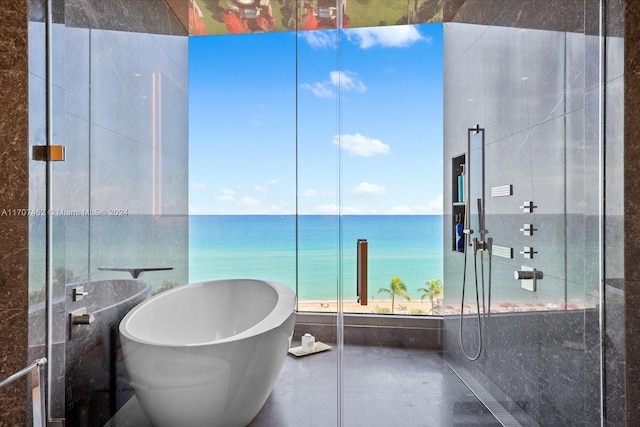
[119,279,296,427]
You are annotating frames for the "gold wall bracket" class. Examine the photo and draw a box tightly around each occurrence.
[32,145,65,162]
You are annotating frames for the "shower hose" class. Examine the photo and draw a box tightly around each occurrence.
[459,233,492,361]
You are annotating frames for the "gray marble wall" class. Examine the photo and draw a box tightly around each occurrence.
[623,2,640,425]
[442,0,626,425]
[603,0,625,424]
[62,0,187,35]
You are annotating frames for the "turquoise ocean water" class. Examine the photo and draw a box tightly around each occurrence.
[189,215,443,301]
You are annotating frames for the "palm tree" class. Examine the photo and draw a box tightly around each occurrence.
[377,276,410,314]
[418,279,443,314]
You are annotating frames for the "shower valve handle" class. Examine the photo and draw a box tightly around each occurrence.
[73,286,88,301]
[519,224,537,236]
[519,201,537,213]
[514,269,543,280]
[520,246,537,259]
[514,268,543,292]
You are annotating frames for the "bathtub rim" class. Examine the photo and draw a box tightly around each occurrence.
[119,278,296,348]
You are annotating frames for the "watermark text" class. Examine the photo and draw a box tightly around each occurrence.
[1,208,129,217]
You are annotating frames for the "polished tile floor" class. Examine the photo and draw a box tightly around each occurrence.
[108,345,499,427]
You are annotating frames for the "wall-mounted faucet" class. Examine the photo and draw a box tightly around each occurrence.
[69,307,94,340]
[98,266,173,278]
[70,307,94,325]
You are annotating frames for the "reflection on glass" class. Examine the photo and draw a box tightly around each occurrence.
[189,0,444,35]
[48,23,190,424]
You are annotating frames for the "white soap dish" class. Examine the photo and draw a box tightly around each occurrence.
[288,341,332,357]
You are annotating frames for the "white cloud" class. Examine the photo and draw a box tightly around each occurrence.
[217,188,236,202]
[354,182,386,195]
[299,31,338,49]
[345,26,428,49]
[301,70,366,98]
[316,204,339,214]
[267,202,290,213]
[300,82,336,98]
[329,71,367,93]
[301,189,326,198]
[254,179,277,193]
[314,204,363,214]
[189,205,204,215]
[239,196,261,208]
[344,207,364,214]
[390,205,415,214]
[426,194,443,214]
[388,204,426,214]
[333,133,390,157]
[388,195,442,215]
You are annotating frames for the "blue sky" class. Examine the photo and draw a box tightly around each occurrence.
[189,24,443,215]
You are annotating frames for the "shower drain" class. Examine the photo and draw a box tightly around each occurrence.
[442,355,540,427]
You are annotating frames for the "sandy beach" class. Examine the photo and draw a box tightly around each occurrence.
[296,298,591,315]
[298,298,438,315]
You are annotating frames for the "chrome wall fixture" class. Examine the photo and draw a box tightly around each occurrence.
[459,125,492,361]
[490,184,513,198]
[520,224,537,236]
[68,308,95,340]
[513,269,544,280]
[517,197,542,290]
[0,358,47,427]
[514,266,543,292]
[72,286,88,302]
[519,200,537,213]
[491,245,513,259]
[520,246,537,259]
[97,266,173,279]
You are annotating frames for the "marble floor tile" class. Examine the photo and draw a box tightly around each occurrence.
[107,345,500,427]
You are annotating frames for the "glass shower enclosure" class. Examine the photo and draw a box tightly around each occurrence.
[442,1,621,425]
[29,0,189,424]
[26,0,620,425]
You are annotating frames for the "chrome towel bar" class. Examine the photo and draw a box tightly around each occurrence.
[0,358,47,427]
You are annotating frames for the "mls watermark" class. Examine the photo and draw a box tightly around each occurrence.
[1,209,129,217]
